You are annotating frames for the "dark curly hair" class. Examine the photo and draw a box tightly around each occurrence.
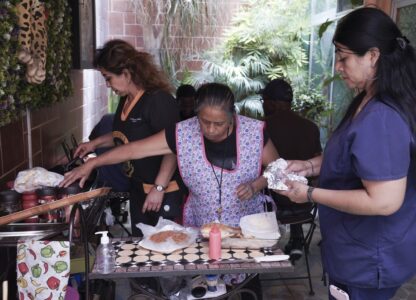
[93,39,173,93]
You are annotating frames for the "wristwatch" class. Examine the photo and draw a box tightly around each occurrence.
[154,184,166,192]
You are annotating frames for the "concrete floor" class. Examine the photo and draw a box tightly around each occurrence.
[258,223,416,300]
[108,217,416,300]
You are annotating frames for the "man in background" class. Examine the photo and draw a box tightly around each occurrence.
[176,84,196,120]
[261,79,322,261]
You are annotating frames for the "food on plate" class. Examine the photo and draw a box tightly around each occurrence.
[200,223,241,239]
[149,230,189,244]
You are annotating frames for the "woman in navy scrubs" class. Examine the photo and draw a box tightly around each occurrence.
[278,7,416,300]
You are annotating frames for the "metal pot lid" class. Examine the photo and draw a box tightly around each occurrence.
[0,190,21,203]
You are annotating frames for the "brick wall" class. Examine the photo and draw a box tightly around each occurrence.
[0,0,245,186]
[0,0,111,187]
[0,70,107,186]
[106,0,244,75]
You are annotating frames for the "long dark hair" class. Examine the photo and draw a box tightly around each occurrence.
[194,83,236,118]
[334,7,416,140]
[93,39,173,93]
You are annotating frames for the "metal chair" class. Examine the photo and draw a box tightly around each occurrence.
[260,204,318,296]
[106,191,132,237]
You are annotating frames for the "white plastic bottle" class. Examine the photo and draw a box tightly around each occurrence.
[94,231,115,274]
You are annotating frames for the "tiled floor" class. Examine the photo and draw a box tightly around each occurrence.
[109,218,416,300]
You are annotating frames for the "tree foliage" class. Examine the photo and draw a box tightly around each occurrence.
[192,0,330,123]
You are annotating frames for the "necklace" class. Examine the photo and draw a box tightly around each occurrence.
[210,126,231,221]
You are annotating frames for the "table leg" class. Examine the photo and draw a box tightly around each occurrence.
[214,273,259,300]
[69,204,89,299]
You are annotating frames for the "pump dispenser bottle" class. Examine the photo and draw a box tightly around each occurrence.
[95,231,115,274]
[209,225,221,260]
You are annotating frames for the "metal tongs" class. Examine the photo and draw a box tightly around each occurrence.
[64,157,84,172]
[62,134,83,172]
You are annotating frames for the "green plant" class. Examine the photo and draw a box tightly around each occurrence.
[131,0,216,86]
[190,0,332,126]
[0,0,20,126]
[292,83,332,128]
[0,0,72,127]
[194,0,310,96]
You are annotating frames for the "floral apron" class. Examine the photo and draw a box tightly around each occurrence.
[177,115,267,227]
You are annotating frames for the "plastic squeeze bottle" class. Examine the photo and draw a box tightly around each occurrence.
[95,231,115,274]
[209,224,221,260]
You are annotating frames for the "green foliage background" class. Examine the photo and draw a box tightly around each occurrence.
[0,0,72,127]
[190,0,331,124]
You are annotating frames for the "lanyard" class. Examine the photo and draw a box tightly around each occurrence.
[209,127,231,221]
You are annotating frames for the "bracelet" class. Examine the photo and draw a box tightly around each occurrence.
[307,186,315,203]
[307,160,314,176]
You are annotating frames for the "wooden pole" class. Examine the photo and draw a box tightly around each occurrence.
[0,187,111,226]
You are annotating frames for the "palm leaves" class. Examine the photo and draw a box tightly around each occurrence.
[193,0,319,120]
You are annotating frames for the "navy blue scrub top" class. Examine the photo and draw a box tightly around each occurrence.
[318,98,416,288]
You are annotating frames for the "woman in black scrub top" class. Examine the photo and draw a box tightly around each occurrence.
[72,39,184,236]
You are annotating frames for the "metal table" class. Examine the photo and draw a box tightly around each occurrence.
[90,237,294,299]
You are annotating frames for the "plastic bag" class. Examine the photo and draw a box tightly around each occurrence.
[14,167,64,193]
[104,207,115,226]
[137,217,199,253]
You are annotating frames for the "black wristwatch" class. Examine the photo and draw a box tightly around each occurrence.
[154,184,166,192]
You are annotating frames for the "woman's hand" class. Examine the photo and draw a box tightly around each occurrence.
[142,189,164,213]
[59,159,95,188]
[275,181,309,204]
[74,141,95,158]
[286,160,311,177]
[236,182,256,201]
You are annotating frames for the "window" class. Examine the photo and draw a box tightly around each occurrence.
[309,1,363,138]
[392,0,416,45]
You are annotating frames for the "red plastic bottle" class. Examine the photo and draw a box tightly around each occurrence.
[209,224,222,260]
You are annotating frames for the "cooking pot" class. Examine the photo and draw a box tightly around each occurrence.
[49,157,99,192]
[0,190,22,214]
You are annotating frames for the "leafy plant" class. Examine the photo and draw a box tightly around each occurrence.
[0,0,72,127]
[190,0,331,125]
[292,81,332,128]
[130,0,217,88]
[0,0,20,126]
